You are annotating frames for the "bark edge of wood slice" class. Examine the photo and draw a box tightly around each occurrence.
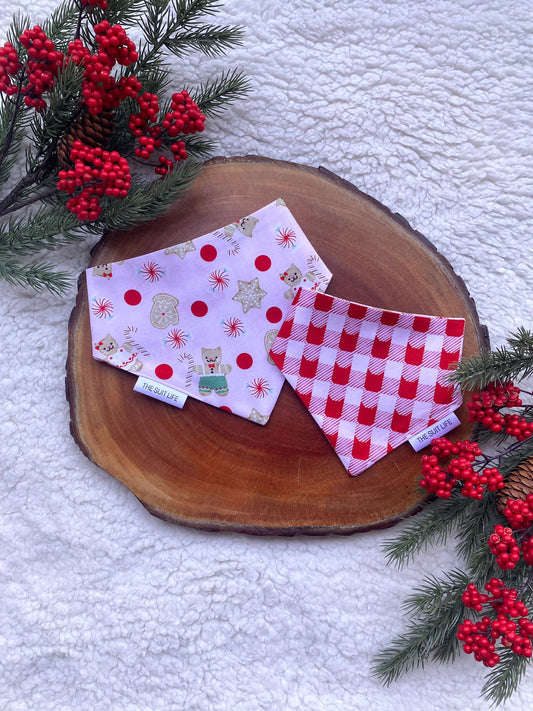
[66,155,489,536]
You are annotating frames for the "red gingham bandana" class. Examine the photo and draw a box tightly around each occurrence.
[269,288,465,476]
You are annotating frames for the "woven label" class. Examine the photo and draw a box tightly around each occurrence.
[408,412,461,451]
[134,376,188,409]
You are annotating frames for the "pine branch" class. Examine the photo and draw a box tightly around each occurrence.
[181,134,216,158]
[191,68,251,117]
[6,12,32,48]
[42,0,80,50]
[450,329,533,391]
[0,207,87,255]
[0,0,248,293]
[99,160,200,231]
[99,0,147,29]
[0,94,32,187]
[165,25,245,58]
[481,650,529,707]
[0,255,71,294]
[31,60,85,147]
[455,494,500,583]
[499,436,533,475]
[372,569,469,683]
[381,491,473,569]
[138,0,243,70]
[173,0,225,26]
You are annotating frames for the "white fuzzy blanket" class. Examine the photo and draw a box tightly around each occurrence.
[1,1,532,709]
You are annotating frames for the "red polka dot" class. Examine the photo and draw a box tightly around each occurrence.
[200,244,217,262]
[219,406,232,413]
[236,353,253,369]
[124,289,142,306]
[191,300,208,317]
[266,306,283,323]
[155,364,173,380]
[255,255,271,271]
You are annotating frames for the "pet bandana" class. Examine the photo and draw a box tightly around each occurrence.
[86,199,332,424]
[269,288,465,476]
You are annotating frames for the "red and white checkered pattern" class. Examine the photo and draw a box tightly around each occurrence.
[269,288,465,476]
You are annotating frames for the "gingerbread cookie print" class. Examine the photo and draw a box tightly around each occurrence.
[194,346,232,397]
[164,241,196,259]
[150,293,179,329]
[232,277,267,313]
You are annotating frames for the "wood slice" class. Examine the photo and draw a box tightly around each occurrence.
[66,156,488,535]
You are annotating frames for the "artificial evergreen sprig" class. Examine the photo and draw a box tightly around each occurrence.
[372,570,470,683]
[450,328,533,391]
[374,330,533,706]
[0,0,249,293]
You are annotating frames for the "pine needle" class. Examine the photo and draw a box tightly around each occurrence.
[192,68,251,117]
[166,25,245,57]
[481,650,529,707]
[450,329,533,390]
[0,256,71,294]
[381,492,473,568]
[372,569,469,683]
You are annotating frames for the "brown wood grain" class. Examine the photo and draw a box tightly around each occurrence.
[66,156,488,535]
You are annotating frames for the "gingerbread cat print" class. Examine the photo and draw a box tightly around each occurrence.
[94,334,143,372]
[194,346,232,396]
[280,263,320,300]
[224,215,259,240]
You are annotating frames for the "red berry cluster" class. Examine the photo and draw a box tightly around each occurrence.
[499,495,533,566]
[0,42,21,96]
[129,89,205,174]
[504,413,532,441]
[164,91,206,136]
[129,92,161,159]
[67,23,139,115]
[504,495,533,530]
[522,535,533,566]
[18,26,64,111]
[457,618,500,667]
[488,525,520,570]
[57,140,131,221]
[467,381,531,440]
[94,21,138,66]
[458,579,533,665]
[129,91,205,175]
[419,438,503,500]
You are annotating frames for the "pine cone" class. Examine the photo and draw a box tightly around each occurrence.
[496,455,533,513]
[57,110,116,169]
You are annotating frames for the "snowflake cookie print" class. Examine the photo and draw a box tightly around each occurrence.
[232,277,267,313]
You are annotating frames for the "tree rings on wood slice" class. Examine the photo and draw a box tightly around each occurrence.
[66,156,488,535]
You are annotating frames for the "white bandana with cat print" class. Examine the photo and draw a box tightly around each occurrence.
[86,198,332,424]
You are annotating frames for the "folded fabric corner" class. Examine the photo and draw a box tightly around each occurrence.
[269,288,465,475]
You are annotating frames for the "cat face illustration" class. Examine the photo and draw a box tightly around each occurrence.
[202,346,222,367]
[235,215,258,237]
[94,334,119,355]
[280,263,302,286]
[93,263,113,279]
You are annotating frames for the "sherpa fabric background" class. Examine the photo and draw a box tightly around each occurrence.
[1,1,532,709]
